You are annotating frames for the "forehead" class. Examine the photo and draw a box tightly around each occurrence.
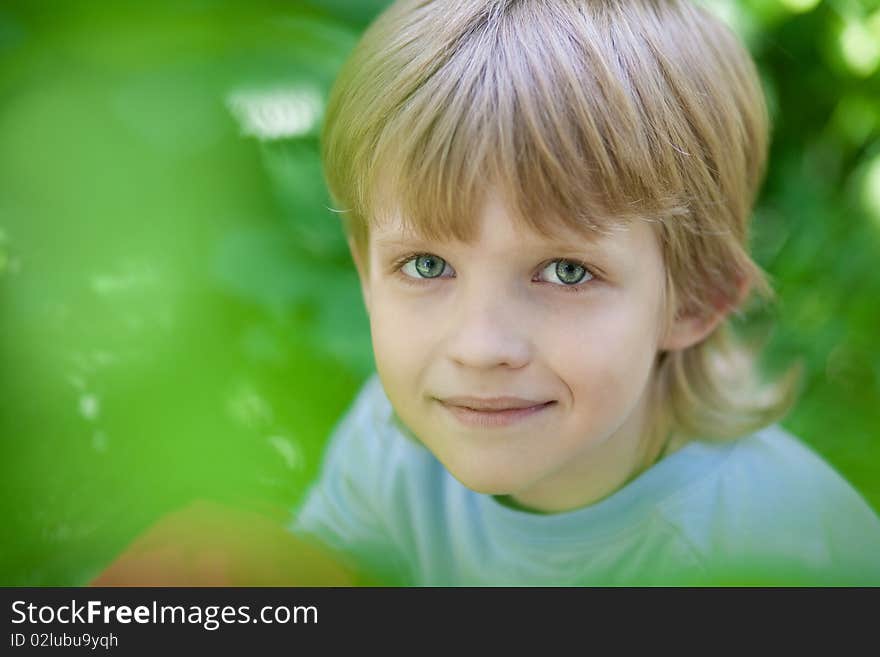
[369,194,652,260]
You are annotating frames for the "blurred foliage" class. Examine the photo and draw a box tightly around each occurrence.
[0,0,878,585]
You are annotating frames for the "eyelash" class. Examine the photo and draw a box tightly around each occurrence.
[389,252,600,294]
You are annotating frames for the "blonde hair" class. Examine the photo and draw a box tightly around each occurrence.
[321,0,801,462]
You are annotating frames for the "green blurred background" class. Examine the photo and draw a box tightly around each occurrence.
[0,0,878,586]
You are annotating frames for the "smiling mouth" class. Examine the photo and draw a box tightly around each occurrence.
[439,395,556,412]
[457,403,553,413]
[438,400,556,428]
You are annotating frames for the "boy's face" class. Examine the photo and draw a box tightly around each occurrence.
[354,191,681,513]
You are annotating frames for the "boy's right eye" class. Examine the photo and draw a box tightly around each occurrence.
[398,254,453,280]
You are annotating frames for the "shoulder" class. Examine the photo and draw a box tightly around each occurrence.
[717,425,874,514]
[658,425,880,584]
[289,373,437,584]
[296,371,446,528]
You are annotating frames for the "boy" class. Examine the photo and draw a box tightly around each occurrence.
[286,0,880,585]
[91,0,880,587]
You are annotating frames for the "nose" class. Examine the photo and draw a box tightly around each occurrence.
[445,287,532,371]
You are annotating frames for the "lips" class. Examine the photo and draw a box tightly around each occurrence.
[438,397,556,429]
[439,396,554,412]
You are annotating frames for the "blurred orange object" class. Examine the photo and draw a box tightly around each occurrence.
[89,499,356,587]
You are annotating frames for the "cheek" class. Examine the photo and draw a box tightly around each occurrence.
[546,302,659,403]
[368,293,432,383]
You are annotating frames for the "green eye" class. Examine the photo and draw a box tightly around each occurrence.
[405,254,447,279]
[543,260,593,287]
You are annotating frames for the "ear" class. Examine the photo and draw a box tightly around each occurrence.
[660,309,727,352]
[347,236,371,316]
[660,274,750,352]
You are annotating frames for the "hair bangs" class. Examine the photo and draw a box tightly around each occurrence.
[347,0,694,248]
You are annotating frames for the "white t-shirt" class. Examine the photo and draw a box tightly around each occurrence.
[289,373,880,585]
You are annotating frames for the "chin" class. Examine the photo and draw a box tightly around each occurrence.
[443,460,530,496]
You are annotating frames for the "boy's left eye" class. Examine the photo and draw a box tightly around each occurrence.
[538,259,594,287]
